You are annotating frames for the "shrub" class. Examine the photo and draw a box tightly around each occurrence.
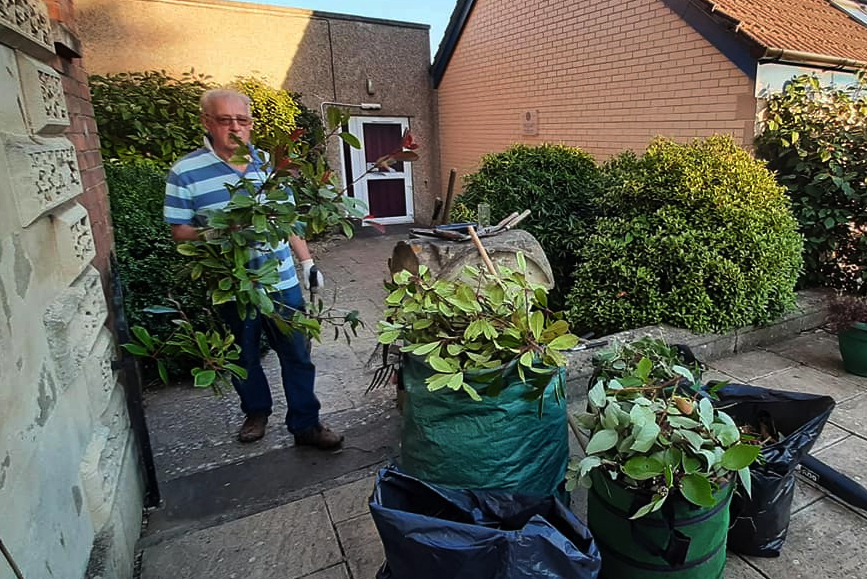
[566,135,803,336]
[90,70,213,168]
[231,76,301,149]
[456,144,602,301]
[755,74,867,292]
[105,161,210,378]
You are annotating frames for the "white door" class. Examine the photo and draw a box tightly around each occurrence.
[345,116,414,225]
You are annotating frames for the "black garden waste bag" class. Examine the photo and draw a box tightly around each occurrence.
[369,467,601,579]
[709,382,835,557]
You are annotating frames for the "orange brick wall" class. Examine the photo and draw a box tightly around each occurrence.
[436,0,757,192]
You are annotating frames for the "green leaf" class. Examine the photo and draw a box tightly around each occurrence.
[738,466,753,498]
[588,380,606,410]
[339,132,361,149]
[631,494,666,519]
[529,311,544,340]
[680,474,717,508]
[671,365,695,383]
[622,456,664,480]
[636,357,652,379]
[585,429,619,454]
[143,305,178,315]
[428,355,457,373]
[131,326,154,350]
[194,370,216,388]
[122,343,149,357]
[721,444,761,470]
[630,421,661,453]
[411,341,440,356]
[547,334,579,350]
[698,397,714,429]
[157,361,169,385]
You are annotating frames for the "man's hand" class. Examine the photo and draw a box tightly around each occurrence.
[301,259,324,291]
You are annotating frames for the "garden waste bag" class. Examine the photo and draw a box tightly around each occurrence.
[370,466,601,579]
[400,355,569,497]
[709,382,835,557]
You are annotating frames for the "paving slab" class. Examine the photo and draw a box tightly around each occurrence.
[745,497,867,579]
[304,564,349,579]
[751,366,865,403]
[725,554,767,579]
[828,392,867,436]
[765,332,847,377]
[812,422,853,453]
[324,475,375,524]
[791,477,826,513]
[811,434,867,490]
[709,350,797,383]
[335,514,385,579]
[140,495,341,579]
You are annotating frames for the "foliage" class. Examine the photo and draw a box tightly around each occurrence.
[105,160,210,378]
[90,70,214,168]
[592,337,702,386]
[567,338,760,518]
[231,76,301,149]
[125,109,419,389]
[566,135,803,336]
[827,293,867,333]
[377,254,580,409]
[457,144,603,301]
[755,74,867,292]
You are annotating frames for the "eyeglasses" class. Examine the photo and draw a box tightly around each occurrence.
[206,114,253,127]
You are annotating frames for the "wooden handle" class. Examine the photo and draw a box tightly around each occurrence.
[467,225,497,275]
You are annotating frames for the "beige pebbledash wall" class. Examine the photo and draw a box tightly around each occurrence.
[0,1,142,578]
[436,0,757,192]
[75,0,440,224]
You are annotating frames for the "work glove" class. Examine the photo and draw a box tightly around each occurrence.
[301,259,325,292]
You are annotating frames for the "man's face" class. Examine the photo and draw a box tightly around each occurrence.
[201,96,253,160]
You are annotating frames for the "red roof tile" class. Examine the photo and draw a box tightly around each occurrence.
[708,0,867,62]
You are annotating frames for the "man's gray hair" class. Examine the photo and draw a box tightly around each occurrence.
[200,88,252,114]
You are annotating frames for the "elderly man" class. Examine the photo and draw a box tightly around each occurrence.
[164,88,343,449]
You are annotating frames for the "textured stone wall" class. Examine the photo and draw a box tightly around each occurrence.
[74,0,440,224]
[436,0,757,192]
[0,1,142,578]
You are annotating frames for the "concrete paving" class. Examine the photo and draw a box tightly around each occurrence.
[137,227,867,579]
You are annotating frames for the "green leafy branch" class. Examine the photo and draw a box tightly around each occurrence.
[377,253,580,408]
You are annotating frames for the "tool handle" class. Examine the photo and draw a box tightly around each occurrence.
[308,264,320,295]
[467,226,497,275]
[504,209,531,230]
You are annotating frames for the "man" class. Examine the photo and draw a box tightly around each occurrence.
[164,88,343,449]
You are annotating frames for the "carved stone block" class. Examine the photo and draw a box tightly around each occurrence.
[16,53,69,134]
[3,134,82,227]
[52,202,95,282]
[79,387,131,533]
[43,266,107,386]
[85,328,118,420]
[0,0,55,61]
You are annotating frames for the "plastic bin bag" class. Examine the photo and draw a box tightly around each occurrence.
[369,467,601,579]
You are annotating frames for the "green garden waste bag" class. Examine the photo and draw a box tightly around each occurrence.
[399,355,568,497]
[587,471,734,579]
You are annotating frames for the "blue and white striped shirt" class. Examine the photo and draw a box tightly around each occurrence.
[164,137,299,290]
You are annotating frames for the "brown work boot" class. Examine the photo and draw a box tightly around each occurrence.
[238,413,268,443]
[294,423,344,450]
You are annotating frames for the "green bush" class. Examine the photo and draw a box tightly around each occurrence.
[755,74,867,291]
[105,161,211,378]
[456,143,602,299]
[231,76,300,149]
[90,70,213,168]
[566,135,803,335]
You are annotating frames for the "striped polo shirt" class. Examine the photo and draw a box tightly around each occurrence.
[164,137,299,290]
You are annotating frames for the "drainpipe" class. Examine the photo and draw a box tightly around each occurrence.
[110,253,160,508]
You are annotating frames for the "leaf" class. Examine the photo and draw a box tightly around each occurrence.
[529,310,544,340]
[721,444,761,470]
[547,334,579,350]
[122,343,149,357]
[131,326,154,350]
[157,361,169,385]
[698,397,714,429]
[622,456,664,480]
[585,429,619,455]
[679,429,705,452]
[588,380,606,410]
[680,474,717,507]
[636,357,652,379]
[194,370,216,388]
[427,355,457,373]
[631,493,666,519]
[143,305,178,314]
[630,421,661,453]
[671,365,695,383]
[738,466,753,498]
[340,132,361,149]
[411,341,440,356]
[682,455,701,474]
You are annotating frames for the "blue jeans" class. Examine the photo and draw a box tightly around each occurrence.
[218,284,320,434]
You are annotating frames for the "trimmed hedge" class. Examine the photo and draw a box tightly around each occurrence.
[455,143,602,300]
[566,135,803,335]
[105,161,210,377]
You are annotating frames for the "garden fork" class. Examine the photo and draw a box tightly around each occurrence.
[365,343,400,393]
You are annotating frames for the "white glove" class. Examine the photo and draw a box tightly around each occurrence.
[301,259,325,291]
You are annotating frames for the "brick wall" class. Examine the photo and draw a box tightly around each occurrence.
[50,0,114,286]
[436,0,757,191]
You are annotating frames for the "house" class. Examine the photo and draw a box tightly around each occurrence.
[0,1,144,577]
[432,0,867,192]
[75,0,440,226]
